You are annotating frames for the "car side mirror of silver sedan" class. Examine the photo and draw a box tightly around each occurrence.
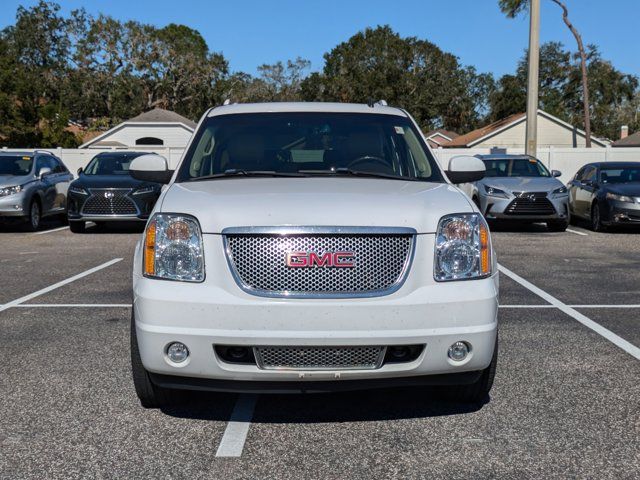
[129,154,174,184]
[551,170,562,177]
[446,156,486,184]
[38,167,52,179]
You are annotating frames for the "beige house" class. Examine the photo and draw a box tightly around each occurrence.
[443,110,608,149]
[80,108,196,149]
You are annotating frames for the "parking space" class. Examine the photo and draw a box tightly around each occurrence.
[1,224,639,478]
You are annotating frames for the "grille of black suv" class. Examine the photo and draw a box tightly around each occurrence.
[254,346,385,370]
[505,191,556,216]
[224,229,414,298]
[82,189,138,216]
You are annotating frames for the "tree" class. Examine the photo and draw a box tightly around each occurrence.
[499,0,593,146]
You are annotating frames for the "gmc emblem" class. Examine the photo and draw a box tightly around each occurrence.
[286,251,355,268]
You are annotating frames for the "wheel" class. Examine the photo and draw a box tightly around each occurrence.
[547,220,568,232]
[69,221,85,233]
[446,334,498,404]
[25,199,41,232]
[130,310,182,408]
[590,203,606,232]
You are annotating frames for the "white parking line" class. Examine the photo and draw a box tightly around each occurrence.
[498,263,640,361]
[216,394,258,458]
[566,228,588,236]
[501,304,640,309]
[14,303,132,308]
[0,258,123,312]
[33,226,69,235]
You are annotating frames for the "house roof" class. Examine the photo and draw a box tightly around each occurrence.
[128,108,196,129]
[79,108,197,148]
[424,129,459,141]
[443,110,608,148]
[612,131,640,147]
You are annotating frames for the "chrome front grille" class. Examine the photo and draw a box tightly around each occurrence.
[223,227,415,298]
[254,346,385,370]
[82,189,138,216]
[505,191,556,216]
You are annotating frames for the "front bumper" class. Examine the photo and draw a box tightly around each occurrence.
[0,192,28,217]
[480,192,569,221]
[133,234,499,388]
[605,200,640,225]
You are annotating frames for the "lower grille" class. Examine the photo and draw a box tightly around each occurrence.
[82,189,138,216]
[505,192,555,216]
[254,346,385,370]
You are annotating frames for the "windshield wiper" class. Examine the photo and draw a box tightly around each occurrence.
[298,168,417,181]
[188,169,308,181]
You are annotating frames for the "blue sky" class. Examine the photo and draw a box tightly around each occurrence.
[1,0,638,78]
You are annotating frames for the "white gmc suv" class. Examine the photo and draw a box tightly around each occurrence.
[129,102,498,408]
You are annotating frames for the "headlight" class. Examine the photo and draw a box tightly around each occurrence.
[606,192,634,203]
[0,185,22,197]
[69,185,88,195]
[434,213,492,282]
[552,186,568,195]
[483,185,508,198]
[133,185,155,195]
[143,213,205,282]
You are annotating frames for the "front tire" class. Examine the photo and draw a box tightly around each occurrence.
[69,221,85,233]
[446,335,498,404]
[130,311,182,408]
[25,199,41,232]
[590,203,606,232]
[547,220,568,232]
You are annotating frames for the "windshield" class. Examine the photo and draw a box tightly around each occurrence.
[176,112,444,182]
[84,153,144,175]
[600,166,640,184]
[0,155,33,176]
[482,158,550,178]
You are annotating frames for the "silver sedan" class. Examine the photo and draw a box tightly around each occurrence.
[464,154,569,232]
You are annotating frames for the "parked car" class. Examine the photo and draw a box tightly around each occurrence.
[67,151,163,233]
[128,102,498,408]
[463,154,569,232]
[0,150,72,231]
[568,162,640,231]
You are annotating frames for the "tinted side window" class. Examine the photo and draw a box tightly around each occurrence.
[573,167,585,181]
[49,156,66,173]
[582,167,597,183]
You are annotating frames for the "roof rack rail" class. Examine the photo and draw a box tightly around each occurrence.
[34,149,54,155]
[223,99,232,106]
[368,99,388,108]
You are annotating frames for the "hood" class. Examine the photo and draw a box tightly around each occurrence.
[74,174,148,189]
[604,182,640,196]
[0,174,33,187]
[160,178,472,234]
[480,176,563,193]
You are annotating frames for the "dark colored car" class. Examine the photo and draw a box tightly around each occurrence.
[568,162,640,231]
[0,151,73,231]
[67,151,162,233]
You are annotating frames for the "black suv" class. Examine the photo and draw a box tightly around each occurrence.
[67,151,162,233]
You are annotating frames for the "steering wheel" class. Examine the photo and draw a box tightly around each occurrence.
[347,155,390,170]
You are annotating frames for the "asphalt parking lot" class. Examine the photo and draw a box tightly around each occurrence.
[1,220,639,479]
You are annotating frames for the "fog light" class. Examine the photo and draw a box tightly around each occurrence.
[448,341,469,361]
[167,342,189,363]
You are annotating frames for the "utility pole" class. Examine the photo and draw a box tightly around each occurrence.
[525,0,540,157]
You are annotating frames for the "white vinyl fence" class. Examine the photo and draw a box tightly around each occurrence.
[3,145,640,184]
[1,146,185,174]
[434,146,640,183]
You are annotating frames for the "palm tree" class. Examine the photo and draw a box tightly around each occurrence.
[499,0,592,147]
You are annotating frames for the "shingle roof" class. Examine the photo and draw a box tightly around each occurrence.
[424,129,459,140]
[612,131,640,147]
[444,113,524,148]
[128,108,196,129]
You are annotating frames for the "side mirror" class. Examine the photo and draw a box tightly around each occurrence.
[446,156,486,184]
[77,167,83,175]
[38,167,52,179]
[551,170,562,177]
[129,154,173,184]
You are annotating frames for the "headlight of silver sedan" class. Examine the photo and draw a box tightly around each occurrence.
[0,185,22,197]
[483,185,508,198]
[434,213,492,282]
[143,213,205,282]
